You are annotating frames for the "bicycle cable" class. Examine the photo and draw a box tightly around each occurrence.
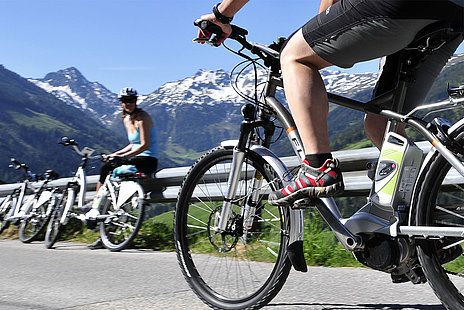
[224,42,286,145]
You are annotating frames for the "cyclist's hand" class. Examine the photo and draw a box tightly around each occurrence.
[195,13,232,46]
[103,154,118,162]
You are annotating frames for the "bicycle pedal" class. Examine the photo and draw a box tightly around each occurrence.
[292,198,317,209]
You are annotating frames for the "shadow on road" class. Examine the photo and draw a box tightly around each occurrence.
[267,302,445,309]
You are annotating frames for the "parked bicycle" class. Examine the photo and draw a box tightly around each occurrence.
[45,137,146,251]
[174,20,464,309]
[0,158,59,243]
[19,168,60,243]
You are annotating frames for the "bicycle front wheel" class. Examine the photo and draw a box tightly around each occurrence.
[45,190,69,249]
[100,181,145,252]
[174,146,291,310]
[416,135,464,309]
[19,194,54,243]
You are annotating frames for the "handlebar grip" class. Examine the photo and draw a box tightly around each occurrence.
[195,19,222,35]
[194,19,248,41]
[59,136,77,146]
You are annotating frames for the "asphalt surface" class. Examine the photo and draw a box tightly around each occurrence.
[0,239,446,310]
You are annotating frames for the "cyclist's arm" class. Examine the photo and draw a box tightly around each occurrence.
[216,0,249,17]
[196,0,249,45]
[108,144,133,159]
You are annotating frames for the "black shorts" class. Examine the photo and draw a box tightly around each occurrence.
[299,0,464,111]
[99,156,158,183]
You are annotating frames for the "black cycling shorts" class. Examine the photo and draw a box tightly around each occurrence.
[99,156,158,183]
[299,0,464,111]
[302,0,463,67]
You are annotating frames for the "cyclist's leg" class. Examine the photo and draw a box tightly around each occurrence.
[402,35,463,113]
[96,162,113,192]
[280,30,332,156]
[365,34,463,148]
[273,0,442,204]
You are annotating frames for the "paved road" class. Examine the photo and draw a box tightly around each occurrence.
[0,239,446,310]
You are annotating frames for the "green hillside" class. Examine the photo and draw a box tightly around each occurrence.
[0,65,126,183]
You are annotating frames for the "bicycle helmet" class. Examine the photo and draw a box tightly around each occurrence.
[118,87,138,99]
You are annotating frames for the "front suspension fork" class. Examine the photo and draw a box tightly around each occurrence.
[217,148,246,232]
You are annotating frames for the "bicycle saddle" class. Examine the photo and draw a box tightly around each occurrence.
[44,170,59,180]
[407,21,462,53]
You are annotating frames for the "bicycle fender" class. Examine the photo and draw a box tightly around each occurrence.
[249,145,293,183]
[117,181,144,208]
[61,188,76,224]
[250,145,307,272]
[409,117,464,225]
[76,168,86,210]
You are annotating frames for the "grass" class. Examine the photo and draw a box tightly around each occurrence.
[163,143,206,165]
[342,138,374,150]
[9,109,75,132]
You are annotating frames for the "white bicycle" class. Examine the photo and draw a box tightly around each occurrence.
[0,158,60,243]
[45,137,147,251]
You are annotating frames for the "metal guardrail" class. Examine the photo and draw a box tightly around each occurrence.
[0,142,436,203]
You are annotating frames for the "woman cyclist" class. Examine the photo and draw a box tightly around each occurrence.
[96,87,159,192]
[196,0,464,206]
[87,87,159,249]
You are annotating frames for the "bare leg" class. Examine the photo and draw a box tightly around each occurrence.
[96,181,103,192]
[364,113,406,149]
[280,29,333,155]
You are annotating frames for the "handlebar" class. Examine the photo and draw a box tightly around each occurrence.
[8,158,44,181]
[106,156,130,167]
[59,136,97,158]
[194,19,284,70]
[59,136,78,147]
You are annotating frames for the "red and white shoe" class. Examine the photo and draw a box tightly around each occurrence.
[269,159,344,206]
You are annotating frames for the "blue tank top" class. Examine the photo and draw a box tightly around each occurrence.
[127,125,159,159]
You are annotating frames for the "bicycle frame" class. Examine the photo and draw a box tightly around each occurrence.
[101,176,144,209]
[58,143,94,224]
[216,54,464,260]
[4,179,36,222]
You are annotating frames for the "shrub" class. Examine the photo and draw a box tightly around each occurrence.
[132,218,174,251]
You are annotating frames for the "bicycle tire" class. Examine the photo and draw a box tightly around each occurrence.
[100,181,145,252]
[19,195,54,243]
[174,146,292,310]
[45,190,69,249]
[0,197,13,234]
[416,125,464,309]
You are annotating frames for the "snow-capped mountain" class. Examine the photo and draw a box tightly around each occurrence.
[27,53,463,159]
[142,68,378,110]
[25,65,379,157]
[28,67,119,125]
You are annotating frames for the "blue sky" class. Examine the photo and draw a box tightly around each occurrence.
[2,0,463,95]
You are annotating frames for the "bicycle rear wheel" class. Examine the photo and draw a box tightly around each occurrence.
[416,127,464,309]
[45,190,69,249]
[174,147,291,310]
[100,181,145,252]
[19,194,54,243]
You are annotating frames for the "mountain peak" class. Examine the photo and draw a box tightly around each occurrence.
[42,67,86,86]
[29,67,119,125]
